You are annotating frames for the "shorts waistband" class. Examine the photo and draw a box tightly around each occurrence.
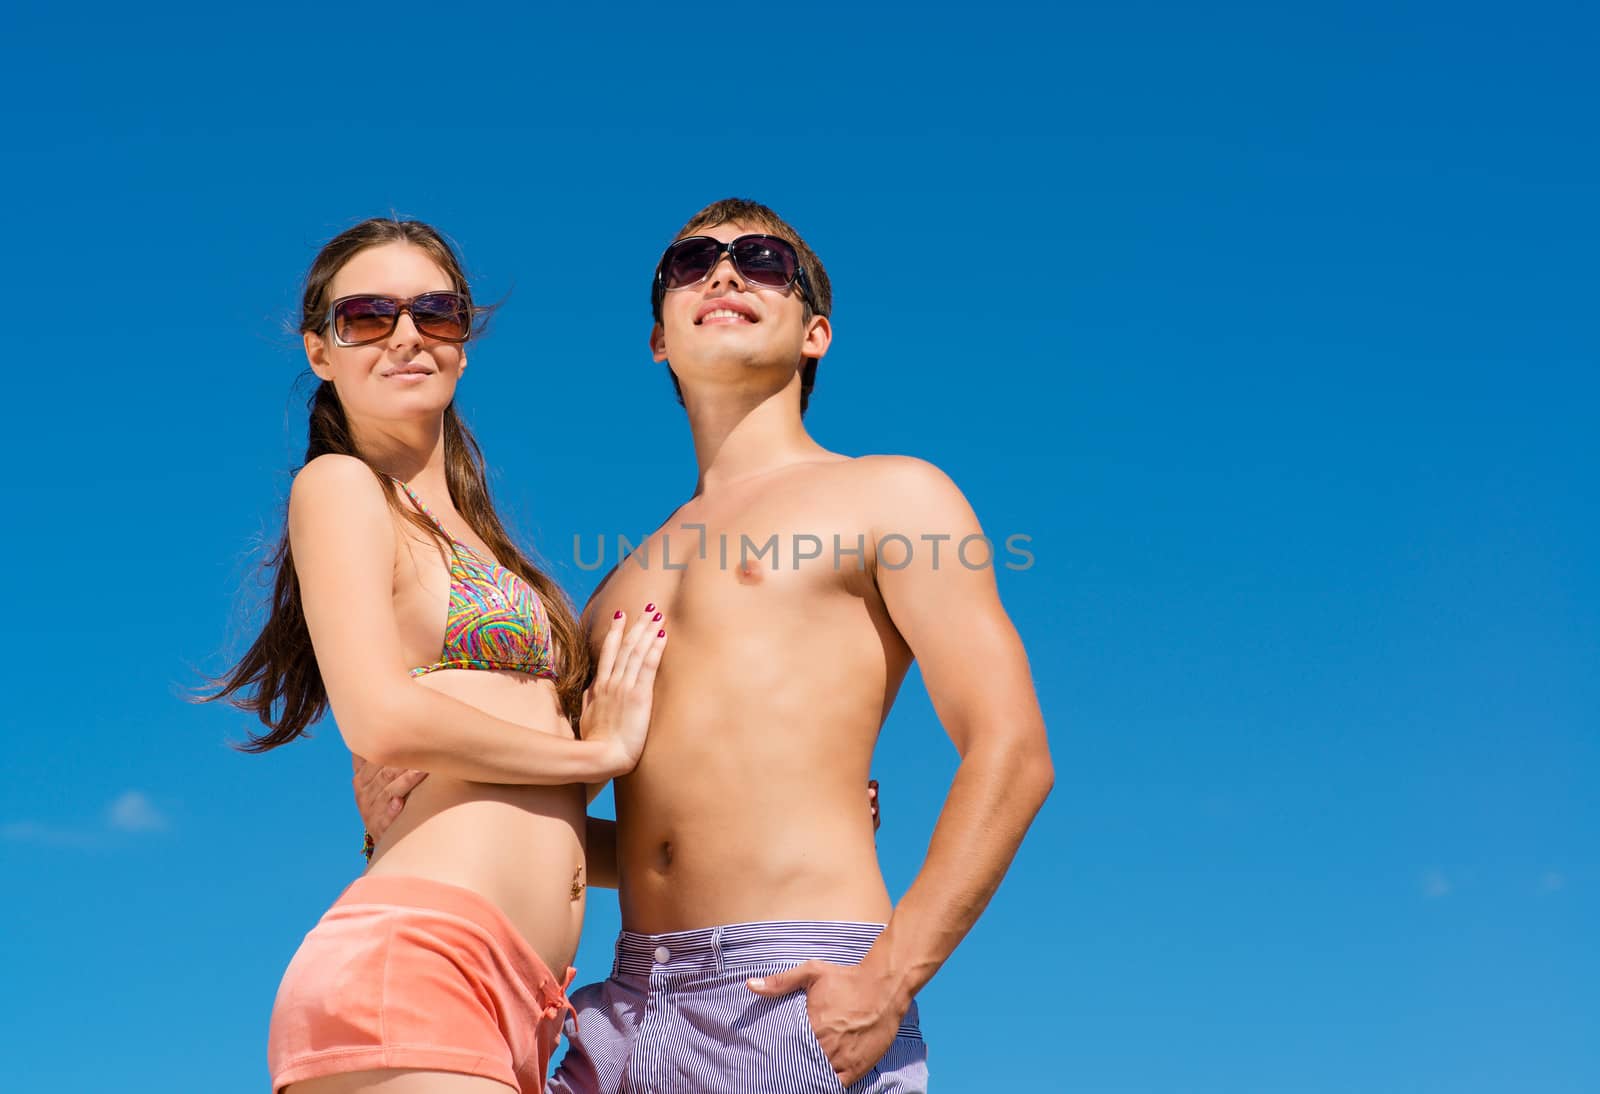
[613,920,889,978]
[333,875,522,941]
[329,874,578,1024]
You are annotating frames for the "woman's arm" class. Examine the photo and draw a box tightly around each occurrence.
[292,455,657,784]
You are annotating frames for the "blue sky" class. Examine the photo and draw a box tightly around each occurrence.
[1,2,1595,1091]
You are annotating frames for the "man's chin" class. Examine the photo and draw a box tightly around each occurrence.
[674,356,794,380]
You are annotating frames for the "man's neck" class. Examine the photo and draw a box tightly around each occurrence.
[681,379,829,495]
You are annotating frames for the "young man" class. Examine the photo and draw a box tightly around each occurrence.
[358,199,1052,1092]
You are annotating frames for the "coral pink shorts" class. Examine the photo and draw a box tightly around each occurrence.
[268,875,576,1093]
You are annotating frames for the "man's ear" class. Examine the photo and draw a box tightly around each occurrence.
[649,322,668,363]
[801,314,831,361]
[304,331,335,381]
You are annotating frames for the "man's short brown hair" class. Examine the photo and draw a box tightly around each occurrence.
[652,198,832,415]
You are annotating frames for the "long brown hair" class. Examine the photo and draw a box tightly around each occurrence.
[207,217,588,750]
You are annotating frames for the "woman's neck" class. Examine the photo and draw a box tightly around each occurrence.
[349,415,449,491]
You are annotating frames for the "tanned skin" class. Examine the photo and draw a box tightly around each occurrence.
[358,220,1051,1086]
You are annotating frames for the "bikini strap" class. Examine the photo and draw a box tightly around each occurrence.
[389,475,452,539]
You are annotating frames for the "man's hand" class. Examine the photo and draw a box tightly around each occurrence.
[869,779,880,832]
[747,960,907,1087]
[352,754,427,844]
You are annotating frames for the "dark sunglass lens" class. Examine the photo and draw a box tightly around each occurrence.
[731,237,798,288]
[663,238,723,289]
[334,296,398,343]
[412,293,471,340]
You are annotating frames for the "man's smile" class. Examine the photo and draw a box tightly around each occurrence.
[695,297,759,325]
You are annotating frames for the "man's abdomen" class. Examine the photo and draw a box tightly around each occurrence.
[616,783,892,934]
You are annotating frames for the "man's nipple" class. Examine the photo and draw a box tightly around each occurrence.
[736,559,763,585]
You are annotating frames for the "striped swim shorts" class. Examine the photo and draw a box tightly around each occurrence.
[548,920,929,1093]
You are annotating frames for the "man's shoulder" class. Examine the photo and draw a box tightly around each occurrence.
[835,454,963,501]
[824,456,981,541]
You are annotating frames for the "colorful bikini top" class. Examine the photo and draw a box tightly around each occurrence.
[392,479,557,681]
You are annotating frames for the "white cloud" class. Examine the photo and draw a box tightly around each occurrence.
[1,821,102,849]
[1421,868,1452,899]
[4,792,172,848]
[106,791,168,833]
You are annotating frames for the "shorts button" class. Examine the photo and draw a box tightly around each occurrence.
[654,945,671,964]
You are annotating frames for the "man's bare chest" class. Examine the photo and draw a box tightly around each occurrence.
[584,493,880,641]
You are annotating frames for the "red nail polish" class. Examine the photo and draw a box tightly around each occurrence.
[613,610,624,619]
[645,603,656,612]
[657,630,666,638]
[652,612,663,622]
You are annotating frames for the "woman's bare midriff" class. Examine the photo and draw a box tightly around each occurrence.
[362,668,586,974]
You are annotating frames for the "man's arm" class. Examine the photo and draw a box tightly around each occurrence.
[352,755,428,847]
[585,816,620,889]
[860,457,1053,992]
[750,457,1052,1085]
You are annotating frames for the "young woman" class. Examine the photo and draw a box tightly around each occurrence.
[210,218,666,1094]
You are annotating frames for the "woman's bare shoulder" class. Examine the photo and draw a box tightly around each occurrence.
[289,455,392,533]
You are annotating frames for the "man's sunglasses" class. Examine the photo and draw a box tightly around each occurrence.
[653,234,816,314]
[325,292,473,347]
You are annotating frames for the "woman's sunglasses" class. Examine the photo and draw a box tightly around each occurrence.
[325,292,473,347]
[653,234,816,313]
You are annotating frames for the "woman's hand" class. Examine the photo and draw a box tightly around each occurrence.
[580,608,669,776]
